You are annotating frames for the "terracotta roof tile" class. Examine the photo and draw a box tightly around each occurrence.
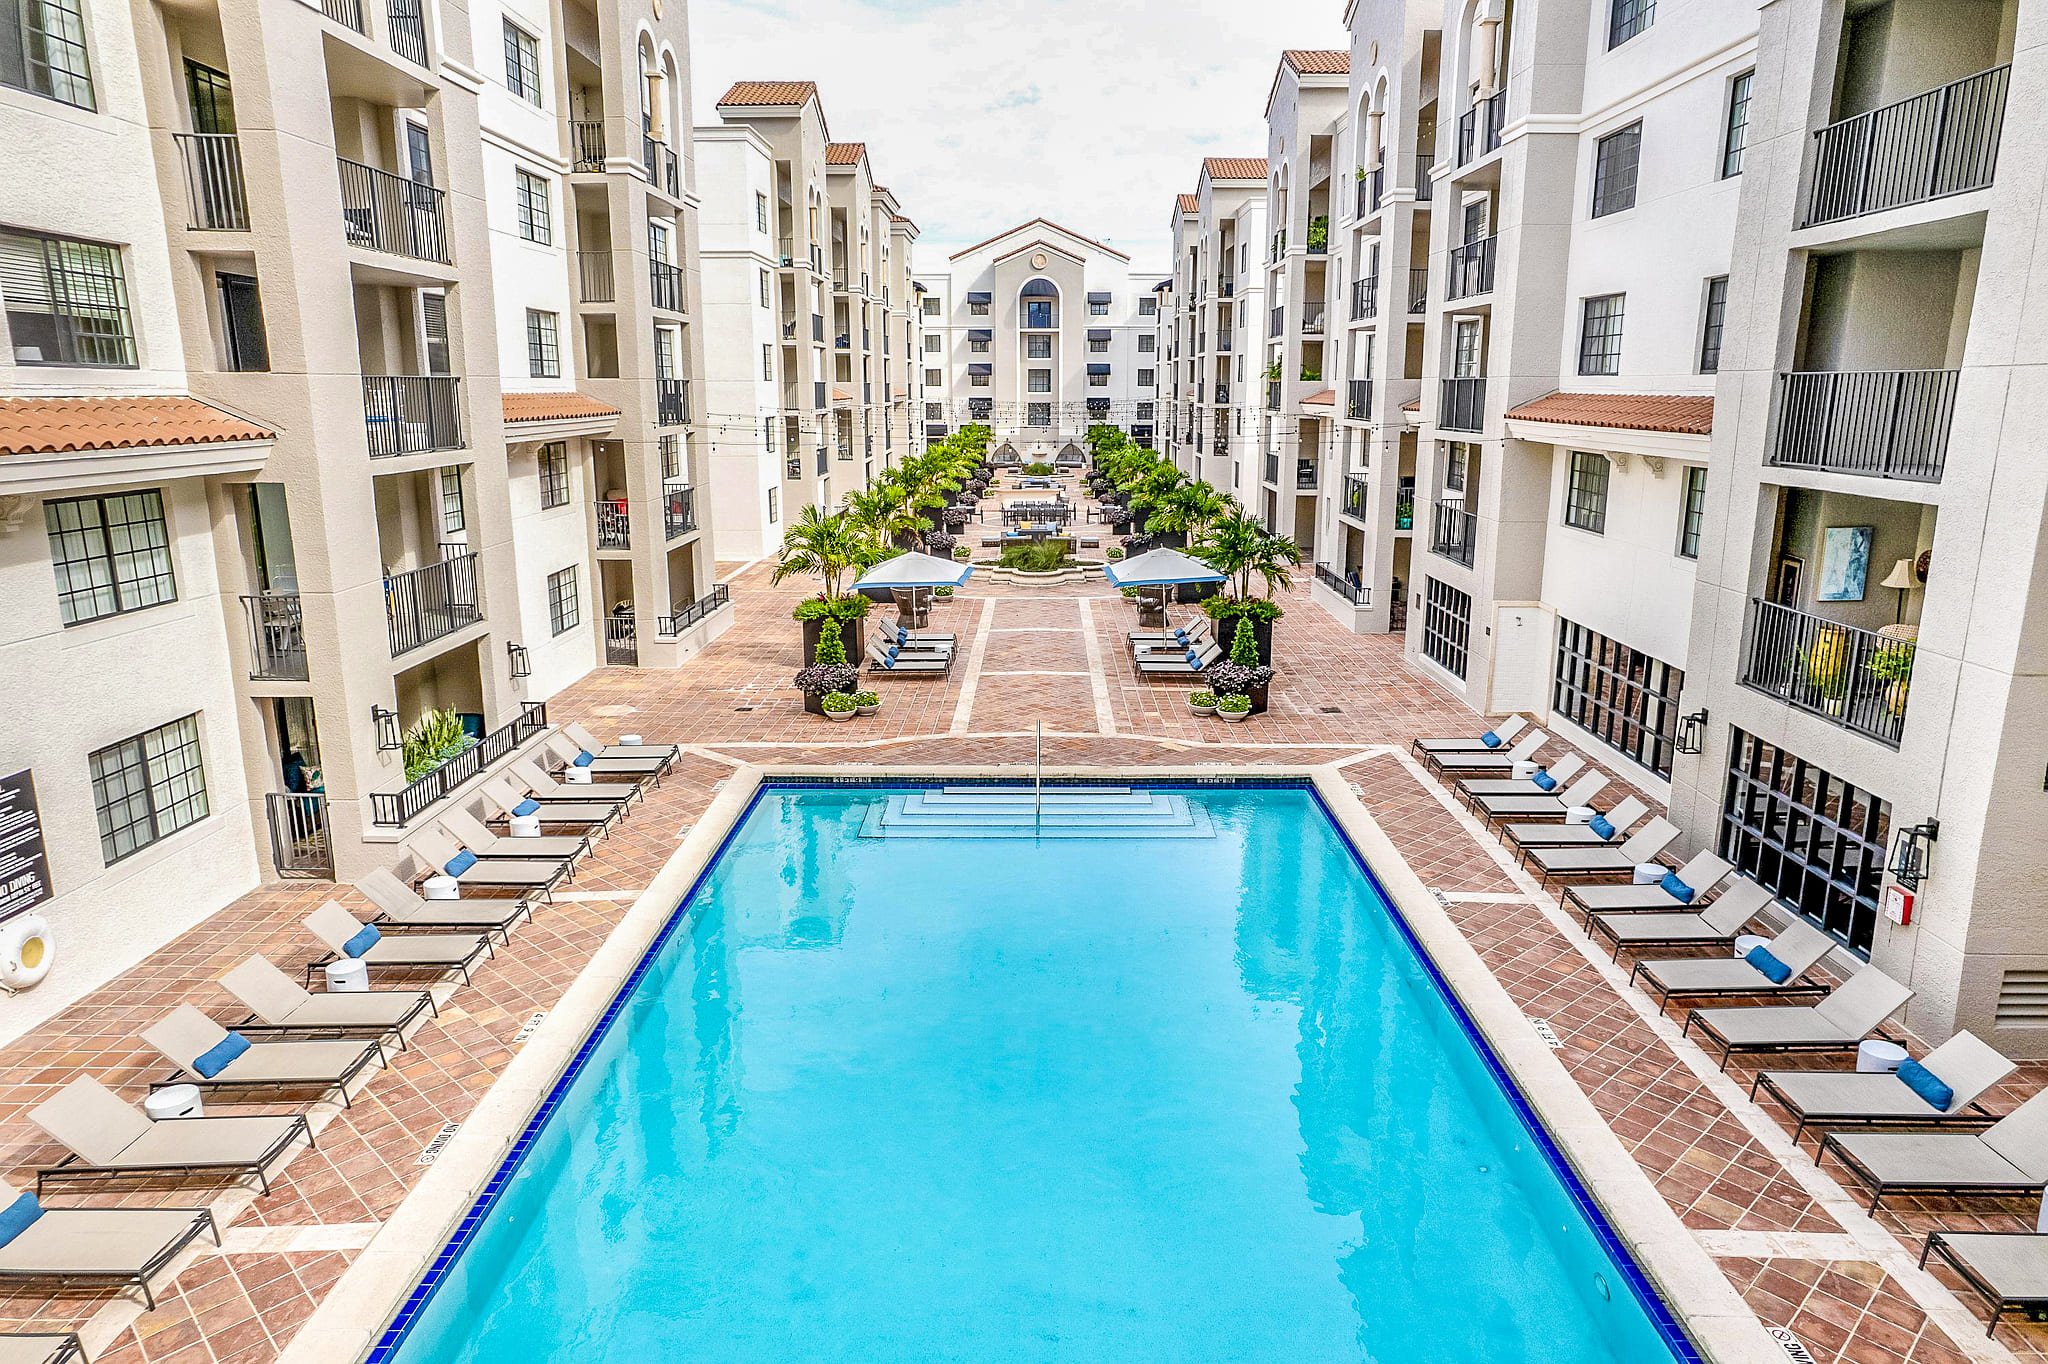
[1301,388,1336,406]
[716,81,819,108]
[1176,193,1200,213]
[825,142,866,166]
[1203,157,1269,181]
[948,218,1129,261]
[502,391,622,424]
[1504,391,1714,435]
[1282,50,1351,75]
[0,395,274,457]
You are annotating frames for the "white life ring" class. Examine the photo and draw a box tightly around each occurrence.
[0,915,53,991]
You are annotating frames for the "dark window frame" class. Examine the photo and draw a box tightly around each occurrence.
[1699,275,1729,373]
[502,19,541,104]
[1678,465,1707,559]
[1591,122,1642,218]
[514,168,551,244]
[1421,577,1471,679]
[45,489,176,625]
[1722,70,1754,179]
[2,0,94,109]
[537,442,569,509]
[1,227,137,367]
[547,564,579,635]
[1608,0,1654,48]
[1552,619,1683,778]
[1578,293,1625,375]
[525,308,559,377]
[90,714,208,865]
[1564,450,1610,534]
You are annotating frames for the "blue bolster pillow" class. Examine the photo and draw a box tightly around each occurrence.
[1588,814,1616,840]
[572,750,595,768]
[1896,1058,1955,1112]
[0,1192,43,1248]
[1531,770,1559,792]
[1659,871,1696,904]
[1480,730,1503,749]
[1185,649,1200,667]
[192,1030,251,1079]
[444,849,477,877]
[1744,945,1792,984]
[512,798,541,818]
[343,923,382,958]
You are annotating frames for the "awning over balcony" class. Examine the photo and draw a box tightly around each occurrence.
[966,291,993,305]
[968,363,993,376]
[1504,390,1714,436]
[1087,291,1111,304]
[1020,279,1058,297]
[501,389,622,439]
[0,394,274,495]
[967,329,992,342]
[1087,328,1111,341]
[1087,364,1111,376]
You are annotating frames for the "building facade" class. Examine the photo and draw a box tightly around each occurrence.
[1164,161,1270,497]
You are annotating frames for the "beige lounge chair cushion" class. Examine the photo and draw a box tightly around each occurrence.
[1831,1131,2035,1188]
[305,901,371,957]
[358,867,426,920]
[262,992,425,1029]
[357,934,485,967]
[142,1005,229,1072]
[0,1334,80,1364]
[1763,1033,2011,1120]
[221,956,312,1023]
[1929,1234,2048,1301]
[0,1207,208,1276]
[187,1038,374,1084]
[112,1114,301,1169]
[30,1078,152,1165]
[509,757,637,801]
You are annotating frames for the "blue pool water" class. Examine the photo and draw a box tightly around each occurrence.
[383,784,1694,1363]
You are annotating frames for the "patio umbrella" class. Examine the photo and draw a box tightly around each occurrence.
[1102,547,1225,588]
[851,551,973,602]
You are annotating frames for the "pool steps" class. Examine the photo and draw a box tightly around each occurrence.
[858,789,1216,839]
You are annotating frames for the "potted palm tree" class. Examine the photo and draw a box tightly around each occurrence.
[1193,510,1301,666]
[775,505,873,679]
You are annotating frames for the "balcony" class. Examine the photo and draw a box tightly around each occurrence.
[664,485,697,540]
[1217,277,1235,297]
[1347,378,1369,420]
[1266,380,1281,410]
[642,137,678,196]
[1340,474,1367,521]
[1218,334,1233,353]
[1352,277,1378,321]
[1408,268,1429,313]
[1263,453,1280,485]
[1768,370,1956,482]
[1430,499,1476,567]
[1439,378,1485,432]
[656,582,729,637]
[812,313,825,341]
[337,157,449,263]
[578,251,614,302]
[1805,66,2009,227]
[320,0,364,33]
[385,0,427,65]
[1302,301,1326,336]
[1446,236,1496,300]
[595,498,629,549]
[1357,167,1383,218]
[1315,562,1369,606]
[1296,460,1319,491]
[1214,384,1230,405]
[385,553,480,656]
[241,592,306,680]
[363,376,462,457]
[1457,90,1505,165]
[1416,154,1435,201]
[570,121,605,173]
[175,133,248,230]
[1741,600,1914,748]
[1269,305,1284,339]
[369,701,546,828]
[605,614,637,665]
[649,259,683,312]
[657,378,690,426]
[1210,438,1229,457]
[1394,491,1414,530]
[813,381,827,410]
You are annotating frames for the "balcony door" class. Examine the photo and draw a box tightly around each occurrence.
[1452,319,1481,377]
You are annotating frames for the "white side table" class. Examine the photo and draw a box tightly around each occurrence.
[145,1084,203,1120]
[1564,806,1595,825]
[619,733,643,747]
[1634,863,1668,885]
[325,958,370,993]
[564,765,592,785]
[1857,1040,1910,1074]
[508,813,542,838]
[1732,934,1769,960]
[422,874,459,901]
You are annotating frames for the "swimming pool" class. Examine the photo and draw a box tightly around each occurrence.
[379,782,1698,1362]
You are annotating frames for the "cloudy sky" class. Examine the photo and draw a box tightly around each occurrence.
[688,0,1345,272]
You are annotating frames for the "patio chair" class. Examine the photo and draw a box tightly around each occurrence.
[1754,1031,2015,1144]
[1920,1232,2048,1335]
[142,1003,384,1108]
[876,622,957,648]
[1522,817,1681,881]
[1822,1089,2048,1210]
[29,1076,311,1196]
[0,1335,85,1364]
[1472,772,1611,824]
[1129,617,1214,648]
[358,865,532,942]
[1456,754,1590,805]
[1584,879,1772,961]
[1136,641,1222,676]
[871,634,954,660]
[481,774,622,835]
[866,643,951,675]
[1680,963,1913,1069]
[1501,796,1650,853]
[543,732,666,785]
[561,720,678,764]
[440,807,589,869]
[221,954,435,1046]
[1410,714,1527,759]
[0,1176,218,1310]
[302,901,494,988]
[508,755,643,809]
[1561,851,1734,916]
[409,826,569,900]
[1426,729,1549,775]
[1628,919,1835,1008]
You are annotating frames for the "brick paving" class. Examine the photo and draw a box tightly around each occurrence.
[3,496,2044,1362]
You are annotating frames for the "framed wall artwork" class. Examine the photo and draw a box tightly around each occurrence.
[1818,526,1874,602]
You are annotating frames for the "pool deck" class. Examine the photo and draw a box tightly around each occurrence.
[1,556,2042,1364]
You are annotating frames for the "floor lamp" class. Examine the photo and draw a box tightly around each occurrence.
[1881,558,1915,623]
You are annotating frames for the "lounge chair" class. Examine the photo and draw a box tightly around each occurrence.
[1129,618,1213,648]
[1410,715,1527,759]
[866,643,951,674]
[1680,964,1912,1069]
[1822,1090,2048,1210]
[481,774,622,834]
[543,732,666,784]
[0,1177,218,1310]
[358,865,531,942]
[1501,796,1650,852]
[875,623,956,648]
[441,807,589,868]
[1754,1031,2014,1144]
[562,720,678,764]
[1457,753,1588,801]
[1584,880,1772,961]
[143,1004,384,1107]
[0,1335,85,1364]
[1136,641,1222,676]
[303,901,494,988]
[508,755,642,809]
[1425,729,1548,775]
[1629,919,1835,1007]
[221,954,435,1045]
[1561,851,1734,916]
[1920,1232,2048,1335]
[1471,771,1611,826]
[410,826,568,900]
[1522,817,1681,881]
[30,1076,310,1196]
[872,634,954,660]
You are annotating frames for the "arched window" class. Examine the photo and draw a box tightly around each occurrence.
[1019,277,1058,330]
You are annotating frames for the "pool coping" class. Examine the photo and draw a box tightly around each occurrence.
[278,762,1785,1364]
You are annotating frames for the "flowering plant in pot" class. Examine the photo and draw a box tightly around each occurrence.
[1188,690,1218,716]
[1105,546,1125,561]
[925,531,958,556]
[1216,692,1252,721]
[821,691,858,721]
[796,619,860,715]
[1099,504,1133,528]
[853,689,880,717]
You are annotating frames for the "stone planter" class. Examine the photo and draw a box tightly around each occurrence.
[1188,697,1217,717]
[1207,613,1273,664]
[824,707,857,722]
[1216,705,1251,723]
[856,702,879,717]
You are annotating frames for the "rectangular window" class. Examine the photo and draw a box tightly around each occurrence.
[439,467,465,534]
[1591,123,1642,218]
[1445,442,1470,492]
[968,299,989,317]
[1089,300,1109,316]
[754,192,768,232]
[1722,71,1753,178]
[1608,0,1653,47]
[1,0,93,108]
[1088,372,1108,388]
[1577,293,1624,375]
[1028,369,1051,393]
[758,268,771,307]
[969,337,989,353]
[1553,620,1683,779]
[45,490,176,625]
[923,333,940,353]
[1452,318,1482,377]
[761,344,773,381]
[503,20,541,104]
[0,228,136,367]
[1720,731,1892,954]
[1022,334,1049,359]
[1677,466,1706,559]
[659,432,680,480]
[1025,300,1053,329]
[1140,297,1157,316]
[1137,401,1154,420]
[538,443,569,508]
[921,297,940,317]
[1027,401,1051,426]
[926,402,942,420]
[90,715,208,864]
[547,565,579,635]
[1421,578,1471,679]
[763,418,776,454]
[1699,276,1728,373]
[766,486,779,524]
[1138,334,1154,353]
[525,309,560,377]
[217,272,269,372]
[1138,368,1155,387]
[514,168,551,243]
[930,368,947,386]
[1088,337,1108,354]
[1563,451,1609,533]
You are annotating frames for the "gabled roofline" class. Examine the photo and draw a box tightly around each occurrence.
[948,217,1130,262]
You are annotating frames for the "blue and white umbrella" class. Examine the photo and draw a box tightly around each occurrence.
[1102,547,1225,588]
[851,551,974,596]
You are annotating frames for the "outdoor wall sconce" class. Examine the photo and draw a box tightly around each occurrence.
[1676,709,1709,755]
[371,705,402,752]
[508,641,532,679]
[1890,819,1940,891]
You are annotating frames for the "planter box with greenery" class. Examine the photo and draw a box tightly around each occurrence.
[821,691,858,721]
[403,709,477,783]
[1188,691,1217,716]
[1217,693,1253,721]
[853,690,880,717]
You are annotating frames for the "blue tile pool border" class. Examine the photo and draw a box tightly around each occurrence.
[363,776,1704,1363]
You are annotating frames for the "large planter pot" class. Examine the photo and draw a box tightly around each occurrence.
[1206,613,1273,664]
[800,616,865,668]
[1245,682,1270,714]
[856,703,879,717]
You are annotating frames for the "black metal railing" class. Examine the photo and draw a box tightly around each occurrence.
[1431,498,1477,567]
[1266,380,1281,410]
[657,582,731,637]
[1440,377,1486,432]
[1352,276,1378,320]
[265,793,331,877]
[370,701,547,827]
[1264,453,1280,485]
[337,157,449,262]
[1768,369,1957,482]
[657,378,689,425]
[175,133,248,230]
[664,485,696,539]
[595,498,629,549]
[242,592,307,680]
[1214,384,1230,405]
[1408,267,1429,313]
[1805,65,2009,226]
[1218,334,1233,352]
[1315,562,1370,606]
[363,375,462,456]
[1358,167,1384,217]
[649,259,682,311]
[385,552,480,655]
[578,250,614,302]
[1447,235,1496,299]
[1457,90,1505,164]
[1416,154,1435,200]
[1302,300,1326,335]
[1347,378,1370,420]
[1218,277,1235,297]
[1742,600,1913,748]
[643,138,678,195]
[571,120,606,172]
[1341,474,1368,521]
[386,0,427,65]
[605,614,637,665]
[1296,460,1319,490]
[321,0,365,32]
[1269,305,1284,338]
